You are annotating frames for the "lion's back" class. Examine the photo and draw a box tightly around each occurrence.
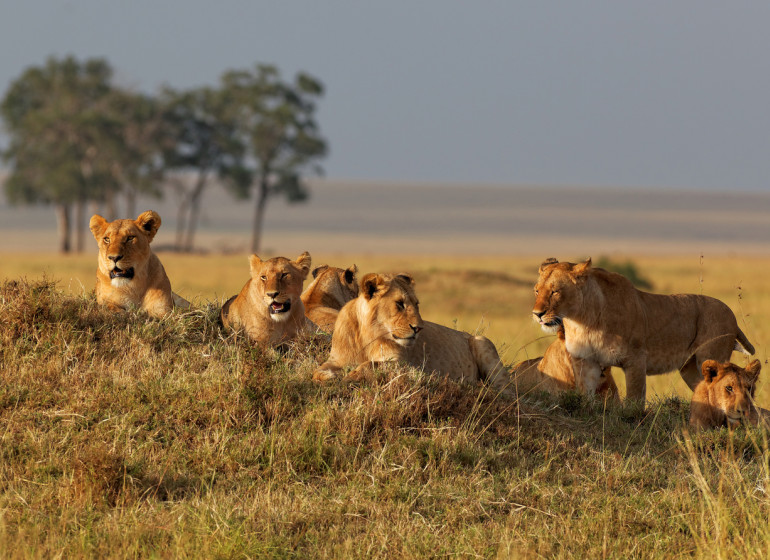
[408,322,479,381]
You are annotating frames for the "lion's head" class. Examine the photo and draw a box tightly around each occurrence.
[699,359,761,427]
[304,264,359,308]
[532,257,593,333]
[249,252,311,322]
[89,211,161,287]
[359,273,424,348]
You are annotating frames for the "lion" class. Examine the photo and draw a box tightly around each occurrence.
[89,211,189,318]
[312,272,512,395]
[689,359,766,430]
[511,330,619,401]
[532,258,754,402]
[301,264,359,332]
[220,252,316,348]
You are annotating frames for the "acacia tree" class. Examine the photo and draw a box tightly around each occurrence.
[221,64,327,253]
[104,90,168,220]
[1,56,121,252]
[161,86,250,252]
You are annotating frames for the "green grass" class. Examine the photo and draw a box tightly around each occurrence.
[2,278,770,558]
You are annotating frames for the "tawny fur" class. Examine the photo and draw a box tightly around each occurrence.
[689,359,767,430]
[532,258,754,402]
[220,252,316,348]
[89,211,188,318]
[313,273,512,396]
[511,331,619,401]
[301,264,359,332]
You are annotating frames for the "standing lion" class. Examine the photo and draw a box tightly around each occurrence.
[532,258,754,402]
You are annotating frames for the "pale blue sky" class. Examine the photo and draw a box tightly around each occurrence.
[1,1,769,191]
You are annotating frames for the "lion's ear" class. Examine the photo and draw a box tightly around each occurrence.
[135,211,162,242]
[294,252,312,278]
[345,264,358,285]
[539,258,559,274]
[572,258,592,277]
[249,254,263,277]
[89,215,108,240]
[701,360,720,383]
[395,273,415,286]
[746,359,762,383]
[361,273,387,300]
[311,265,328,279]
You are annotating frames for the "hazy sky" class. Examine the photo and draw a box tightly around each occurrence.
[1,1,769,191]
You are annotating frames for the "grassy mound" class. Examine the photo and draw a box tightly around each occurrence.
[1,279,769,558]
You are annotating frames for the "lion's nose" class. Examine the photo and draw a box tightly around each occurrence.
[410,324,423,334]
[533,310,545,319]
[266,291,279,299]
[108,255,123,264]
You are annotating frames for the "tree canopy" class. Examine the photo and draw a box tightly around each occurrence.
[1,56,327,254]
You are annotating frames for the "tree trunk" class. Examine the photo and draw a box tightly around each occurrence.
[55,203,72,254]
[175,196,189,251]
[105,188,118,220]
[251,177,269,254]
[75,199,86,253]
[183,171,208,252]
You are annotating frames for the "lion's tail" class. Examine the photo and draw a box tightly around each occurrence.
[735,327,755,355]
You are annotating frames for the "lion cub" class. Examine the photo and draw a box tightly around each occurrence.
[89,210,188,318]
[511,330,619,401]
[220,252,316,348]
[689,359,767,430]
[301,264,359,332]
[313,273,512,396]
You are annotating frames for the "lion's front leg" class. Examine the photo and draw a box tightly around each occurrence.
[312,359,344,382]
[622,356,648,402]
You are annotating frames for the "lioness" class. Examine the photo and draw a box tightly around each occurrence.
[511,330,619,401]
[89,211,188,318]
[532,258,754,402]
[689,359,765,430]
[220,252,316,348]
[312,273,512,395]
[301,264,359,332]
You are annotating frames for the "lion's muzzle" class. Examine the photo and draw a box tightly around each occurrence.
[109,267,135,280]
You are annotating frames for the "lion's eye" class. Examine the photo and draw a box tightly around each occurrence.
[103,237,110,245]
[552,290,559,295]
[396,300,405,311]
[126,236,135,243]
[726,386,733,394]
[260,275,267,281]
[534,289,539,295]
[281,272,289,280]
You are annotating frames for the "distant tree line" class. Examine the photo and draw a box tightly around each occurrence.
[0,56,327,253]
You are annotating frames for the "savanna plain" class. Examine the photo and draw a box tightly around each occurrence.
[2,249,770,559]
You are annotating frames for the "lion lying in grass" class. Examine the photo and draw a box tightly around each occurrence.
[301,264,359,332]
[532,258,754,402]
[511,330,619,401]
[89,211,188,318]
[312,272,512,396]
[689,359,768,430]
[220,252,316,348]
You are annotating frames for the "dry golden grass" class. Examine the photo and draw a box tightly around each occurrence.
[2,276,770,558]
[2,251,767,403]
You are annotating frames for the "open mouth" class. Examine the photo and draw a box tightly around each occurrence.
[269,301,291,315]
[109,267,135,280]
